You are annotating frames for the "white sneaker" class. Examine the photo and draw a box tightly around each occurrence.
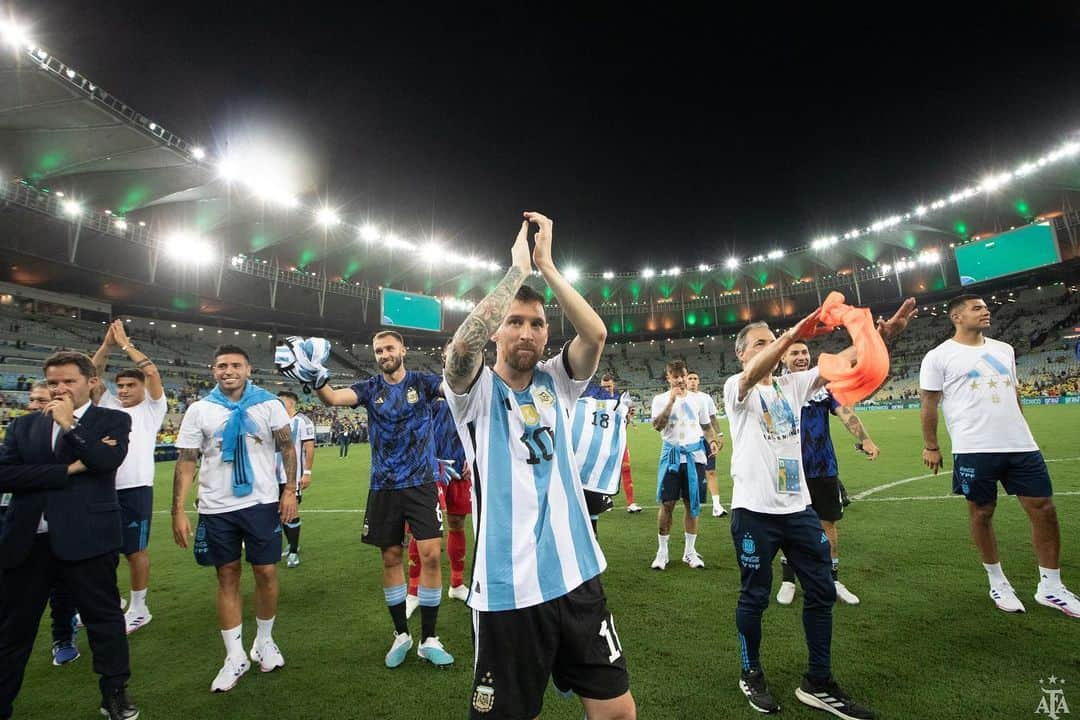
[286,552,300,568]
[989,582,1026,613]
[405,594,420,619]
[626,503,643,513]
[417,636,455,666]
[448,585,469,602]
[385,632,413,669]
[650,550,669,570]
[211,655,250,692]
[1035,584,1080,618]
[712,505,727,518]
[683,551,705,569]
[834,581,861,605]
[124,609,152,635]
[73,612,84,629]
[249,639,285,672]
[776,581,796,605]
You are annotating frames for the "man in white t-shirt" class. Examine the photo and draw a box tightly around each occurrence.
[687,371,726,517]
[171,345,298,693]
[443,212,634,720]
[920,294,1079,618]
[92,320,168,634]
[725,299,913,718]
[274,391,315,569]
[651,361,722,570]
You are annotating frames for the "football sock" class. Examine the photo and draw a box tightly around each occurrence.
[256,616,274,643]
[448,528,466,588]
[384,584,409,635]
[418,586,441,642]
[221,625,243,659]
[983,562,1007,585]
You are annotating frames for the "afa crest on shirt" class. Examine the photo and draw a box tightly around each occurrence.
[406,386,419,404]
[533,388,555,407]
[520,404,541,426]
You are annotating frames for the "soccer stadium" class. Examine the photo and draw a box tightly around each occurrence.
[1,8,1079,720]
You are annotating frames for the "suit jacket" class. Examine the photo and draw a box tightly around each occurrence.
[0,405,132,567]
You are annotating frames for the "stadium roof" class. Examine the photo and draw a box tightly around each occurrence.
[1,20,1080,338]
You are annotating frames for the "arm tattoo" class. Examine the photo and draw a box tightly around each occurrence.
[274,426,298,490]
[172,448,200,513]
[446,266,526,384]
[837,407,869,442]
[177,448,200,462]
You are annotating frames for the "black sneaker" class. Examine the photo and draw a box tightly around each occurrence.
[795,676,874,720]
[739,669,780,714]
[99,689,139,720]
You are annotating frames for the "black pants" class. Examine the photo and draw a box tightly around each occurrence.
[0,535,130,716]
[338,438,350,457]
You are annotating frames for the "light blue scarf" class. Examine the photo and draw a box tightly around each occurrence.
[205,381,278,497]
[657,437,707,518]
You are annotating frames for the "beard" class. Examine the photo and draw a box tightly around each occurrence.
[506,345,539,372]
[379,356,403,375]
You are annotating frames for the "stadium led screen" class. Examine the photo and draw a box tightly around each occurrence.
[380,288,442,332]
[955,223,1060,286]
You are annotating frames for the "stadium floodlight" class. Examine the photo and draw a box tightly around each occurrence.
[487,262,500,272]
[165,232,214,265]
[668,266,681,276]
[0,18,31,49]
[725,257,739,270]
[360,223,380,242]
[217,157,240,182]
[316,207,340,227]
[914,205,928,217]
[564,266,581,283]
[697,263,709,272]
[61,199,83,217]
[767,250,784,260]
[191,146,206,160]
[65,68,76,79]
[880,263,891,273]
[641,268,655,279]
[113,219,128,231]
[980,172,1011,193]
[603,271,615,279]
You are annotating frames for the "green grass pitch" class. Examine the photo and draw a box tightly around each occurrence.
[14,405,1080,719]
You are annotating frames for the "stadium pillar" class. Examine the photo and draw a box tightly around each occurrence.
[813,276,823,305]
[778,277,785,317]
[66,220,82,264]
[270,258,280,310]
[318,273,327,317]
[850,271,862,305]
[214,258,225,297]
[148,244,159,284]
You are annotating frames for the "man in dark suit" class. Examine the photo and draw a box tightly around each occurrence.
[0,351,138,720]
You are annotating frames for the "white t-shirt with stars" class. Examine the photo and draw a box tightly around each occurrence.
[919,337,1038,454]
[652,390,710,464]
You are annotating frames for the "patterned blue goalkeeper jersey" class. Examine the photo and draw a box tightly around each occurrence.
[350,370,442,491]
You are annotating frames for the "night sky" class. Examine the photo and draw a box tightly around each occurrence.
[22,2,1080,271]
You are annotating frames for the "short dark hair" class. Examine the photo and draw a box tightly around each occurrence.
[373,330,404,346]
[947,294,982,315]
[666,359,687,376]
[601,373,614,382]
[213,345,250,363]
[43,351,96,379]
[277,390,299,403]
[514,285,545,305]
[687,370,699,378]
[115,369,146,384]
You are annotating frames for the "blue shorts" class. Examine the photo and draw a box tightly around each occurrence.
[705,453,717,472]
[194,503,282,567]
[952,451,1052,506]
[660,463,707,503]
[118,486,153,555]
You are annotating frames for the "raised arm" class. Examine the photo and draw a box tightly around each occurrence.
[111,319,164,400]
[738,309,821,401]
[444,220,532,394]
[91,323,115,380]
[919,389,943,474]
[826,298,918,379]
[315,384,360,407]
[526,211,606,380]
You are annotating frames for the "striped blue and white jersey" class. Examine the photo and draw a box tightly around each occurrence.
[275,412,316,485]
[571,393,631,495]
[443,351,606,612]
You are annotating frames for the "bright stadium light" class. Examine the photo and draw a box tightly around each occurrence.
[113,219,128,231]
[641,268,655,279]
[316,207,340,227]
[191,146,206,160]
[767,250,784,260]
[697,263,709,272]
[165,233,214,265]
[61,199,83,217]
[668,266,680,276]
[360,223,380,242]
[603,271,615,279]
[0,18,32,49]
[726,257,739,270]
[564,266,581,283]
